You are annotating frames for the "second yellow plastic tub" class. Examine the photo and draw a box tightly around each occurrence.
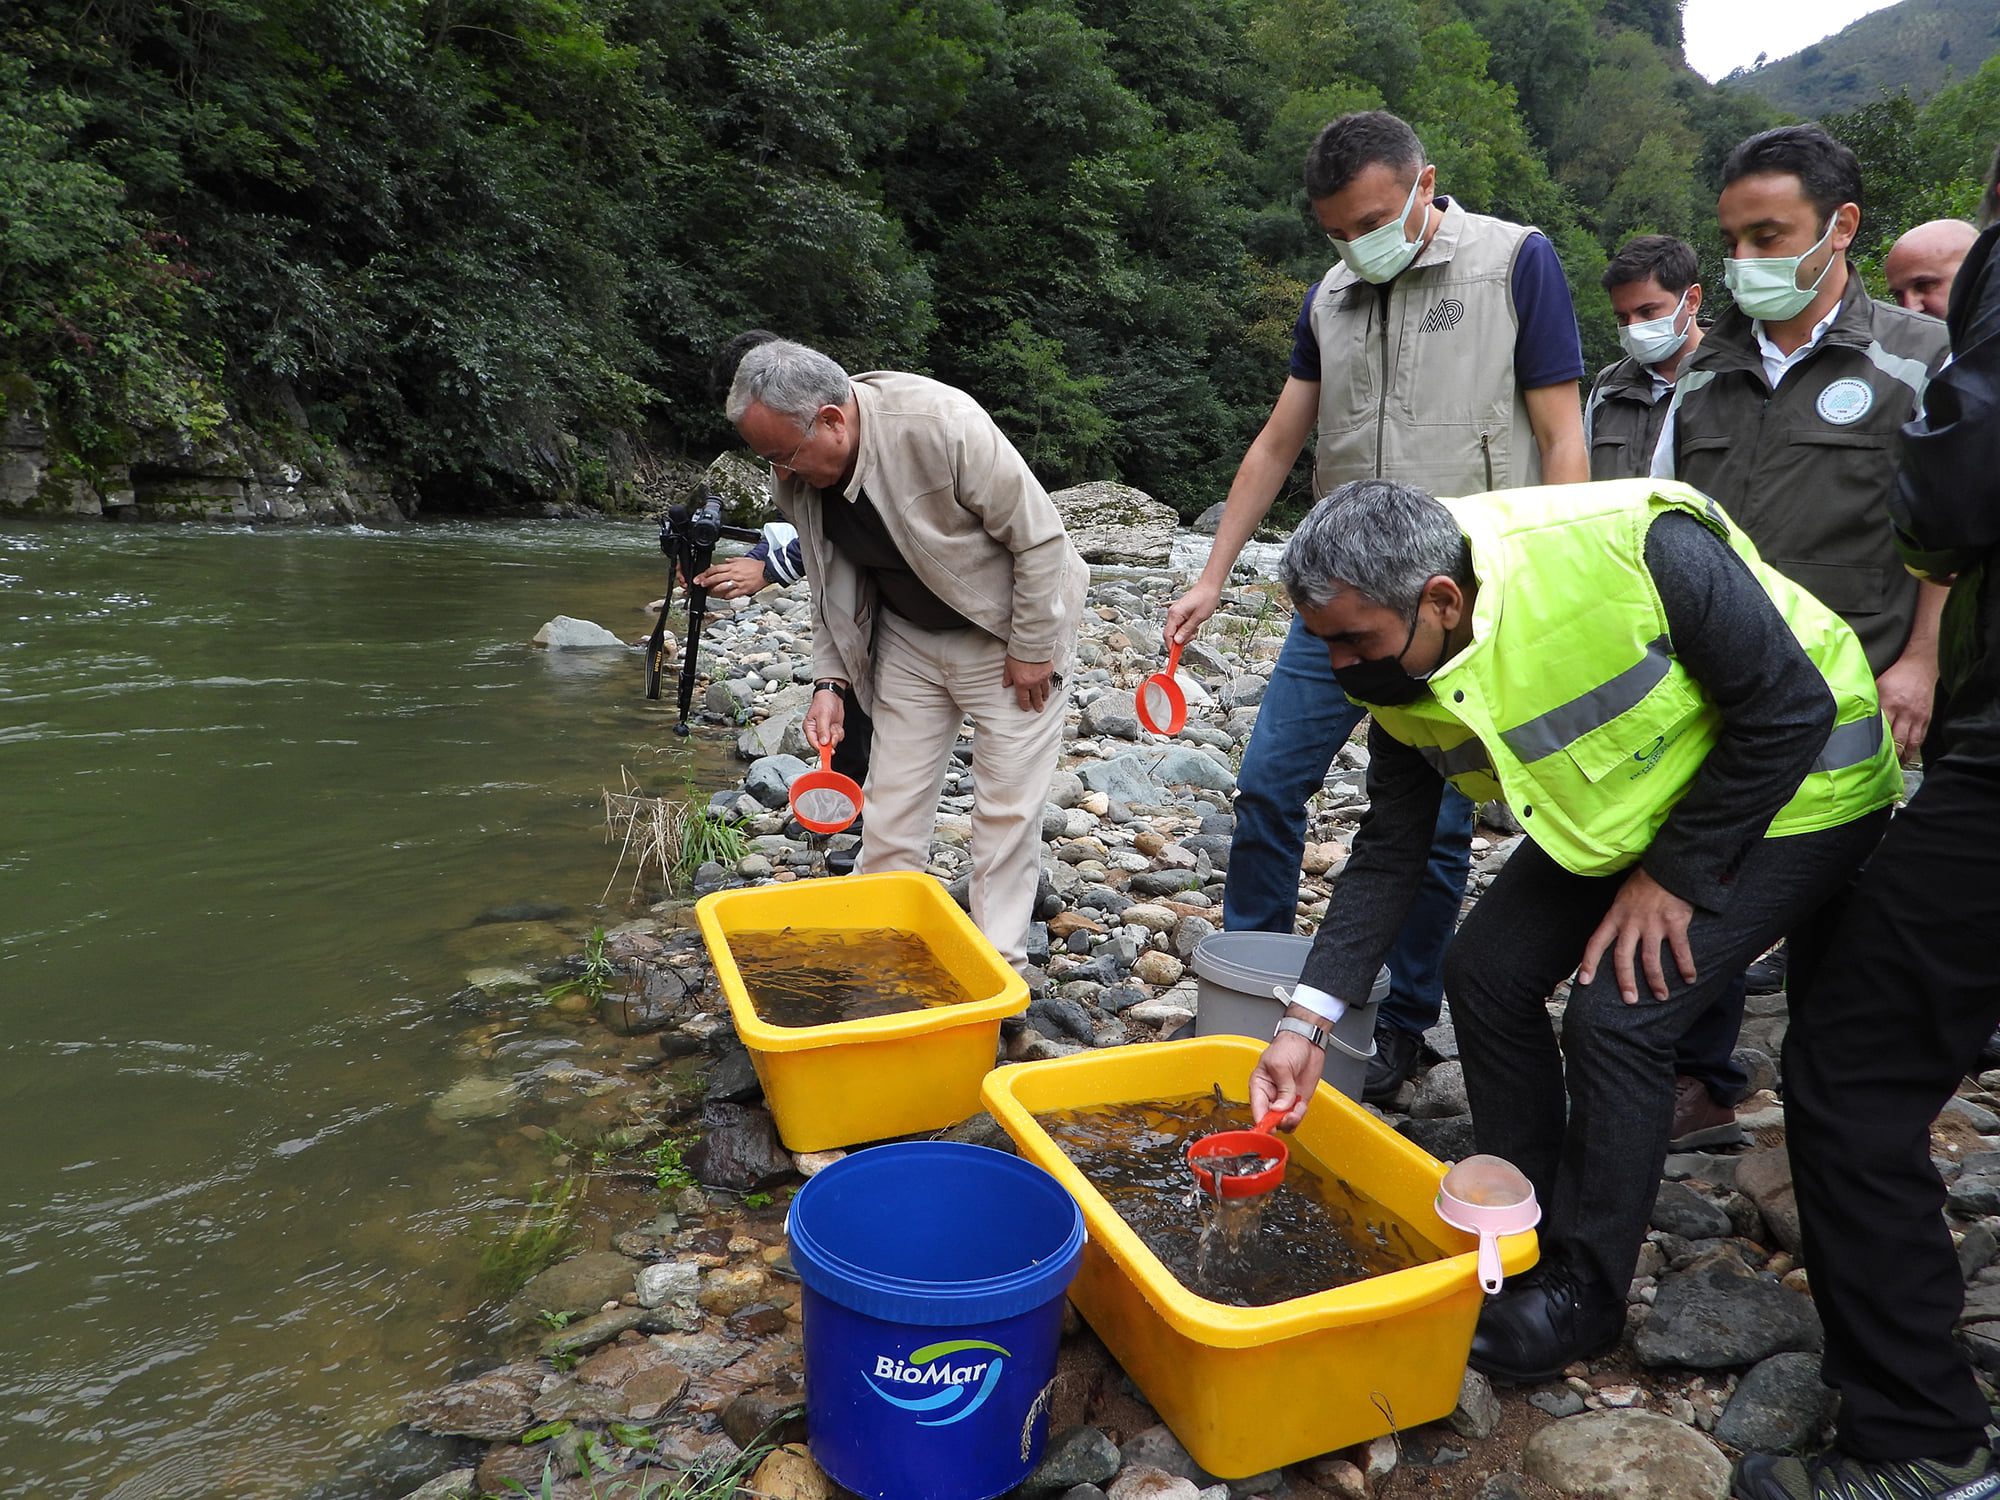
[981,1036,1538,1478]
[697,872,1027,1152]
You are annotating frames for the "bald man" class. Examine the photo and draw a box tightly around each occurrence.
[1884,218,1978,319]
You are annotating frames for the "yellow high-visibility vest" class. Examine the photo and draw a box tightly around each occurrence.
[1363,479,1901,876]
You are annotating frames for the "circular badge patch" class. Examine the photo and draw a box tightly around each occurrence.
[1816,377,1874,425]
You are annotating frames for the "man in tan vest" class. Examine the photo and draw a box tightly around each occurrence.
[1165,111,1588,1102]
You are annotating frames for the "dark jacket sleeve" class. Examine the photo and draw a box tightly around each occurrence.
[1638,511,1836,911]
[1894,224,2000,578]
[1297,721,1445,1003]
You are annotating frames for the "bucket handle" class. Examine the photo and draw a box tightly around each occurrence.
[1271,986,1377,1063]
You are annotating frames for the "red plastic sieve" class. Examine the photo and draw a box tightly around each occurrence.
[1186,1106,1289,1199]
[788,743,865,835]
[1136,639,1188,736]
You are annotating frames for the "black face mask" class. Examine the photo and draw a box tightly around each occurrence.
[1331,609,1434,707]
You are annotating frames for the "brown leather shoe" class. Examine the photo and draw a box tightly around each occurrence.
[1670,1075,1748,1150]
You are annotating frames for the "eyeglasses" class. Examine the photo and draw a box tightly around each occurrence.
[759,418,816,475]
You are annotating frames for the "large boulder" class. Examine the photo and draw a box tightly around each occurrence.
[737,683,814,760]
[533,615,627,649]
[704,451,772,529]
[1050,481,1179,565]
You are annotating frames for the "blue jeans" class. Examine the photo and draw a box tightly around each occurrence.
[1224,613,1474,1036]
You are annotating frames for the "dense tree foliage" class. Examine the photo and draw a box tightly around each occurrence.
[0,0,1992,518]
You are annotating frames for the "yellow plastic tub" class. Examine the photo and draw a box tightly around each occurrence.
[697,872,1027,1152]
[980,1036,1538,1478]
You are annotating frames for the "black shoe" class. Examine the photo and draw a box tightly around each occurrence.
[1362,1025,1424,1106]
[1744,944,1787,995]
[1468,1258,1624,1384]
[825,845,858,876]
[1732,1446,2000,1500]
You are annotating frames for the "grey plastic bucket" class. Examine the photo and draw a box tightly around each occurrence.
[1190,932,1389,1102]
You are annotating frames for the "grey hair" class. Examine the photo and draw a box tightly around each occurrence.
[1279,478,1472,614]
[726,339,851,425]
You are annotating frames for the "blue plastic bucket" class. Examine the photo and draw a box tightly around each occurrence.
[787,1142,1087,1500]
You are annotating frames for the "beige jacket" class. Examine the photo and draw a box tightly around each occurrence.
[770,370,1089,715]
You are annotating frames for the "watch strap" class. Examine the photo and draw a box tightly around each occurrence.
[1273,1015,1329,1051]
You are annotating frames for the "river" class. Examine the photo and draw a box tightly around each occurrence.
[0,518,735,1499]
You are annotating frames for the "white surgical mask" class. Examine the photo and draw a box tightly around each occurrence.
[1328,173,1425,285]
[1616,289,1692,367]
[1725,218,1838,324]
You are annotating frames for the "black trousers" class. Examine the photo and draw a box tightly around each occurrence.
[1786,759,2000,1460]
[1444,810,1891,1299]
[832,684,873,785]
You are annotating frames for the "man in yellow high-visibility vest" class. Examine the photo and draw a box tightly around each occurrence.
[1250,475,1899,1384]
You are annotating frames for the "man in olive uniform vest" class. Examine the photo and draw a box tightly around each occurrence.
[1586,236,1705,484]
[1250,477,1899,1384]
[1167,111,1588,1105]
[1655,125,1952,762]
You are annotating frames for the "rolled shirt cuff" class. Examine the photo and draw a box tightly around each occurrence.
[1284,982,1349,1025]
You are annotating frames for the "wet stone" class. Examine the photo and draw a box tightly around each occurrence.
[538,1305,650,1360]
[722,1391,805,1450]
[724,1300,790,1337]
[1530,1387,1588,1418]
[1635,1255,1823,1368]
[402,1371,536,1440]
[1020,1424,1122,1497]
[477,1444,563,1495]
[1651,1181,1734,1240]
[1961,1223,1998,1282]
[938,1111,1018,1154]
[1523,1409,1730,1500]
[635,1260,703,1308]
[686,1102,792,1191]
[505,1250,641,1329]
[705,1047,763,1105]
[1028,997,1098,1046]
[1713,1351,1836,1453]
[1399,1115,1478,1162]
[1409,1060,1468,1120]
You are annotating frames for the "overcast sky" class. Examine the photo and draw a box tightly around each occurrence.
[1682,0,1904,82]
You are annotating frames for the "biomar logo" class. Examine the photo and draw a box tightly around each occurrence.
[864,1339,1008,1426]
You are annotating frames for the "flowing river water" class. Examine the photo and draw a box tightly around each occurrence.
[0,518,736,1499]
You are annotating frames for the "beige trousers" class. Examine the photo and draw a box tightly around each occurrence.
[857,610,1068,973]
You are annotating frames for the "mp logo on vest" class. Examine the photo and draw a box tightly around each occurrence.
[1815,377,1874,426]
[1418,299,1466,332]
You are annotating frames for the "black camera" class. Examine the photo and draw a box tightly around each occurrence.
[659,493,725,555]
[645,490,760,729]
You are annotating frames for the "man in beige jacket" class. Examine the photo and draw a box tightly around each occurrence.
[726,339,1088,972]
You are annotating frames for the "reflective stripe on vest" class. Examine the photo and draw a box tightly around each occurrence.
[1499,636,1674,763]
[1814,711,1885,774]
[1416,738,1497,780]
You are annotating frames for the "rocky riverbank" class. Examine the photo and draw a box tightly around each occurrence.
[390,541,2000,1500]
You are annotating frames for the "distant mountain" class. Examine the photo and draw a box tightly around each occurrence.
[1731,0,2000,118]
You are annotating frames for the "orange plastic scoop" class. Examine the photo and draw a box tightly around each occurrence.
[788,743,865,835]
[1187,1106,1288,1199]
[1434,1154,1540,1294]
[1137,639,1188,736]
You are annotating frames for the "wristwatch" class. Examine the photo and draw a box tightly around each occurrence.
[1273,1016,1329,1051]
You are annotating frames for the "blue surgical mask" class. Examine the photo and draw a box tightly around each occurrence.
[1725,218,1838,323]
[1616,289,1692,367]
[1328,174,1426,285]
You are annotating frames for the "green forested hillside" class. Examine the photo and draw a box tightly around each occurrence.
[0,0,1993,518]
[1732,0,2000,118]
